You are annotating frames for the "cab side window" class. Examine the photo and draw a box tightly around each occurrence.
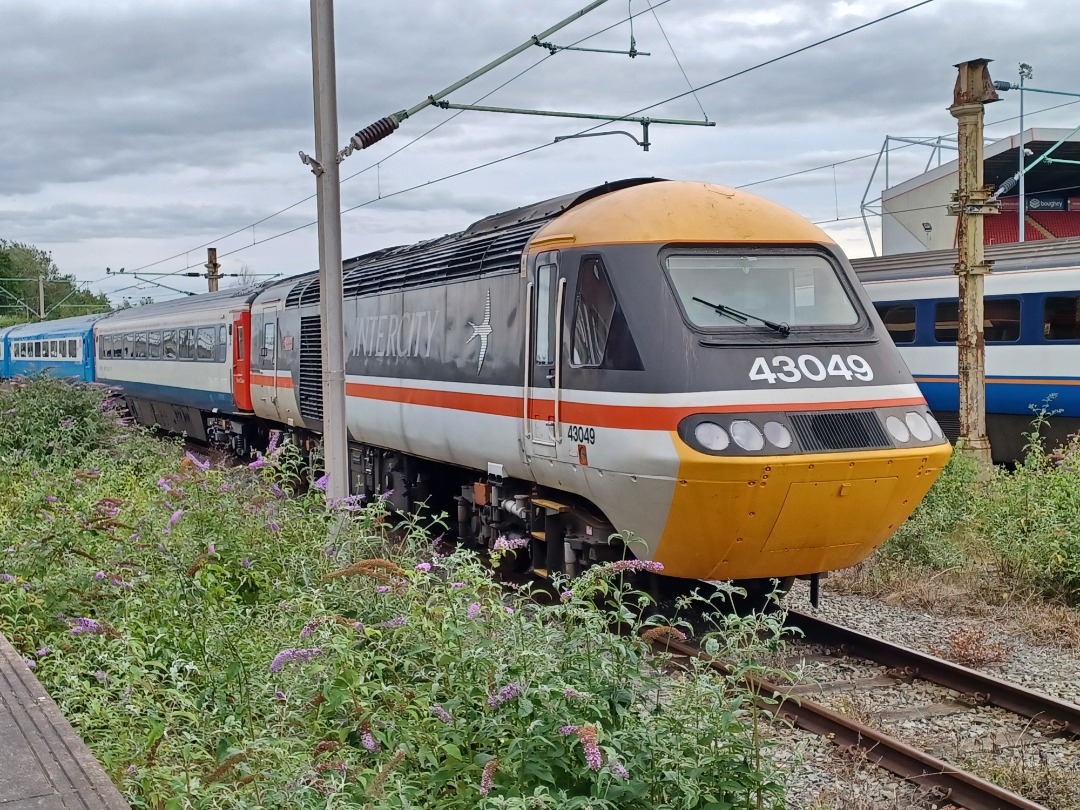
[533,252,557,365]
[263,322,276,363]
[570,257,643,371]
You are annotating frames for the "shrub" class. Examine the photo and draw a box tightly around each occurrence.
[0,378,788,809]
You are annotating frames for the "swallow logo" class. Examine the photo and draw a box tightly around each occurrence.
[467,290,493,375]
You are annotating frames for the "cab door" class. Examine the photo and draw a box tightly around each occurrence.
[232,311,253,412]
[251,300,284,420]
[523,251,565,460]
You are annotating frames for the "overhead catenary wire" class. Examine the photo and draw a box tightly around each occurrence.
[116,0,677,283]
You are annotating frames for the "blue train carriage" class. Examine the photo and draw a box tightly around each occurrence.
[0,324,14,379]
[93,288,261,445]
[854,239,1080,462]
[3,314,108,383]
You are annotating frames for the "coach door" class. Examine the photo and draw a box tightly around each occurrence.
[252,301,285,420]
[524,251,565,460]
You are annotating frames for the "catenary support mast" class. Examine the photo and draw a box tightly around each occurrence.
[308,0,349,501]
[948,59,999,466]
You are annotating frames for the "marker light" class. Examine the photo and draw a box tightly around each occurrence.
[693,421,730,451]
[905,411,932,441]
[729,420,765,451]
[886,415,910,443]
[763,421,793,449]
[924,411,944,440]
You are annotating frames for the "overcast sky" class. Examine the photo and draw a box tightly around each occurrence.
[3,0,1079,305]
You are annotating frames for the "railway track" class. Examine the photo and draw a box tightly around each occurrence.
[655,609,1080,810]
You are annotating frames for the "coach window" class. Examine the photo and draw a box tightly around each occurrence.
[217,325,227,362]
[197,327,215,361]
[933,301,958,343]
[148,331,161,359]
[178,328,195,360]
[262,323,276,362]
[162,330,177,360]
[1044,296,1080,340]
[874,303,916,344]
[59,340,68,359]
[122,334,134,359]
[34,341,41,358]
[534,251,557,364]
[236,326,245,361]
[49,340,57,358]
[134,333,148,359]
[985,298,1021,342]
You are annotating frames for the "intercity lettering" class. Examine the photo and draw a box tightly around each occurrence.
[351,310,441,359]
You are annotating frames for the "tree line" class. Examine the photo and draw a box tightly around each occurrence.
[0,240,110,326]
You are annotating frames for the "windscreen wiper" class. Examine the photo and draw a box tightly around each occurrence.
[692,297,790,337]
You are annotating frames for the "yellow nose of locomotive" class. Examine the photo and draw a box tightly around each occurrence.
[652,439,952,580]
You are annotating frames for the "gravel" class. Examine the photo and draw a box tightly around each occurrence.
[771,580,1080,809]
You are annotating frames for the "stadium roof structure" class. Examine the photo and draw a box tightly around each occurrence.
[879,128,1080,255]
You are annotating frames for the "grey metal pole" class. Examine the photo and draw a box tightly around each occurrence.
[309,0,350,501]
[37,276,44,321]
[1018,66,1027,241]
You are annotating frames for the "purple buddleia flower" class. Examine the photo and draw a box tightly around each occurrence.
[274,690,287,702]
[558,725,579,735]
[207,543,216,556]
[217,481,230,493]
[19,583,30,591]
[68,618,103,635]
[562,687,588,701]
[377,616,406,628]
[430,704,453,723]
[493,535,529,551]
[375,585,390,594]
[361,724,378,752]
[184,452,210,472]
[0,573,16,583]
[95,570,107,581]
[610,761,629,779]
[35,646,50,657]
[486,683,521,709]
[241,557,251,569]
[267,430,282,454]
[598,559,664,575]
[24,657,36,669]
[125,764,137,776]
[467,602,481,619]
[323,545,336,558]
[313,474,329,492]
[42,511,53,521]
[268,647,324,673]
[266,520,280,534]
[450,582,465,589]
[248,454,267,470]
[269,483,286,500]
[93,669,107,683]
[44,494,57,503]
[479,758,498,795]
[129,533,139,541]
[414,562,431,572]
[60,417,73,428]
[299,617,322,639]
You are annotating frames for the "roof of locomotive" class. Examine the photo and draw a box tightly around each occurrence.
[262,178,837,308]
[530,180,836,250]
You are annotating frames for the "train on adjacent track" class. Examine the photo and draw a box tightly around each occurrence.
[854,237,1080,463]
[2,178,951,588]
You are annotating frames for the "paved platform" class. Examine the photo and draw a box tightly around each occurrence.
[0,632,129,809]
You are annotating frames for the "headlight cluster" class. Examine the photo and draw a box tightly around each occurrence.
[693,418,793,452]
[885,410,944,444]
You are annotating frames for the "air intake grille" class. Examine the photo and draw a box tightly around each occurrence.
[788,411,891,452]
[298,316,323,422]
